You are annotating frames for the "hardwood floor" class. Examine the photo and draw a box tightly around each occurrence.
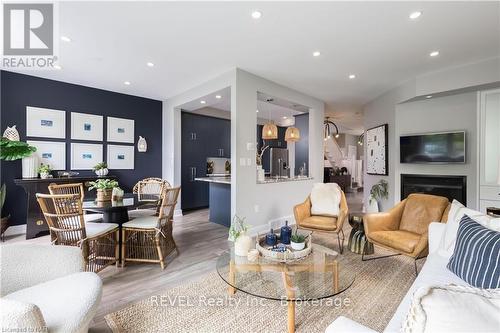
[3,192,363,332]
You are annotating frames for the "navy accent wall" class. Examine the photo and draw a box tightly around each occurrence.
[0,71,163,225]
[294,113,309,176]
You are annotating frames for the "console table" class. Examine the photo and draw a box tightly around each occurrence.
[14,176,117,239]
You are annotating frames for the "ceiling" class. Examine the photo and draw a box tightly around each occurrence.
[7,1,500,130]
[179,87,305,126]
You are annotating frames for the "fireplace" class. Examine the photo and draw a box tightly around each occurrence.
[401,174,467,204]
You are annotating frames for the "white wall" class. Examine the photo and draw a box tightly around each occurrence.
[162,68,324,231]
[233,69,324,233]
[395,92,478,208]
[362,57,500,211]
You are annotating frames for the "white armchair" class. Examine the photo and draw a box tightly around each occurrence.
[0,244,102,333]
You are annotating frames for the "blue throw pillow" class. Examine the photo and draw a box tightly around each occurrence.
[447,215,500,289]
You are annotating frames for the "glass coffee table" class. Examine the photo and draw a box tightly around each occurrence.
[216,244,355,333]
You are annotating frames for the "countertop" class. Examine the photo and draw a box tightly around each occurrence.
[195,176,231,185]
[257,176,313,184]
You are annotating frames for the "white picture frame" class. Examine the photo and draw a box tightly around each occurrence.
[71,143,103,170]
[26,106,66,139]
[27,140,66,170]
[71,112,103,141]
[107,117,134,143]
[107,145,134,169]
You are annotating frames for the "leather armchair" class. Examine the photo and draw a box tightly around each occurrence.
[294,190,349,253]
[364,193,450,262]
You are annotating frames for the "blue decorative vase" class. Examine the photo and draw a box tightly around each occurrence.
[265,228,277,246]
[280,221,292,245]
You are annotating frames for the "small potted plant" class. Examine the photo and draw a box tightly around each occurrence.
[38,164,52,179]
[93,162,109,177]
[228,215,252,256]
[290,230,306,251]
[88,179,119,202]
[368,179,389,213]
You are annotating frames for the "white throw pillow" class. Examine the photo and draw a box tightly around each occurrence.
[402,285,500,333]
[437,200,499,258]
[310,183,341,216]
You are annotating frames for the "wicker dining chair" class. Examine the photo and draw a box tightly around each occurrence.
[48,182,103,222]
[129,178,171,218]
[121,187,181,269]
[36,193,119,273]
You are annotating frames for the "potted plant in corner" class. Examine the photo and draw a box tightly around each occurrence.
[38,164,52,179]
[228,215,252,256]
[88,179,119,202]
[290,230,306,251]
[367,179,388,213]
[93,162,109,177]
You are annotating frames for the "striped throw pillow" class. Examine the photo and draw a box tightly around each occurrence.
[447,215,500,289]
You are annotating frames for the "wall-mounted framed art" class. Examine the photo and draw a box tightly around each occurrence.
[107,117,134,143]
[27,140,66,170]
[71,112,103,141]
[366,123,389,175]
[107,145,134,169]
[26,106,66,139]
[71,143,103,170]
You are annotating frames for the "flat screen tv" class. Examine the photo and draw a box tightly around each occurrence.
[400,131,465,164]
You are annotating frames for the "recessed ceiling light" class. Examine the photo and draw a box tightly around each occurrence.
[200,100,206,104]
[349,74,356,79]
[426,95,433,99]
[146,62,154,67]
[256,110,259,113]
[251,10,262,19]
[313,51,321,57]
[124,81,131,85]
[429,51,440,57]
[409,11,422,20]
[53,64,62,70]
[283,116,287,119]
[60,36,71,42]
[215,95,222,99]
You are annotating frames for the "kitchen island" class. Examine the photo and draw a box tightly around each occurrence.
[194,176,231,227]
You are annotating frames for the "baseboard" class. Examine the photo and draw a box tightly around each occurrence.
[174,209,183,217]
[3,224,26,237]
[247,215,296,237]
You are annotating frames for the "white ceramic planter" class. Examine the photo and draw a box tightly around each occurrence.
[290,241,305,251]
[366,195,380,213]
[234,233,252,256]
[22,155,38,178]
[95,168,109,177]
[40,172,50,179]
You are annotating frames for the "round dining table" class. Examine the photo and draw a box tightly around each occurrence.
[82,193,156,224]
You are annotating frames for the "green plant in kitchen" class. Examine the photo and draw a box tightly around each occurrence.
[88,179,119,202]
[38,164,52,179]
[0,137,36,161]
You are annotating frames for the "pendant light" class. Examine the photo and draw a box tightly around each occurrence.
[261,98,278,140]
[285,126,300,142]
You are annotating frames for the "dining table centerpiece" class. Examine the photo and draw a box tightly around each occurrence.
[88,179,119,202]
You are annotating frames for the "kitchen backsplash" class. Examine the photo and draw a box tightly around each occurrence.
[206,157,230,175]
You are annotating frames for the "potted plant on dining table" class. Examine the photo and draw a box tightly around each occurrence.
[88,179,119,202]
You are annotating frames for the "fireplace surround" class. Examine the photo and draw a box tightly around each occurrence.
[401,174,467,204]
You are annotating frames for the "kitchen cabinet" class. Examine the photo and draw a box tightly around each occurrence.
[479,89,500,213]
[181,112,230,210]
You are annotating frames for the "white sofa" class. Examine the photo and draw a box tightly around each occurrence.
[0,244,103,333]
[326,222,468,333]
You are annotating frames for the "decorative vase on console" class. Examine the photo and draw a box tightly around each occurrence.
[22,154,38,179]
[93,162,109,177]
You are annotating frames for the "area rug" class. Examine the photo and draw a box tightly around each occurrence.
[105,233,422,333]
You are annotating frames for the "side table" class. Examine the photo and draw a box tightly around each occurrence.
[348,212,374,255]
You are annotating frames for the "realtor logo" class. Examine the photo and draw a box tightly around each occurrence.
[2,2,58,69]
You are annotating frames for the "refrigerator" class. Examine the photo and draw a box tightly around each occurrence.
[270,148,290,178]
